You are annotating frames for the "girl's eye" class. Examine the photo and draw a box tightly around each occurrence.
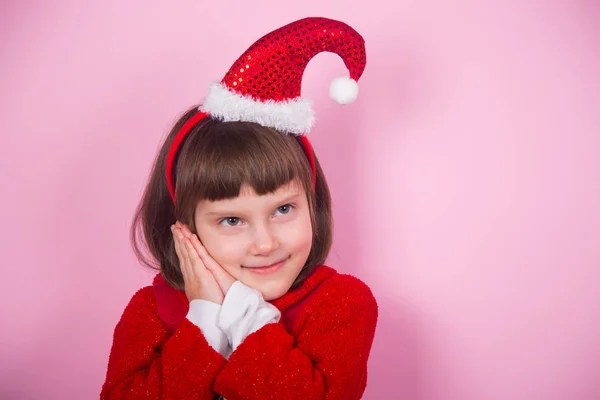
[275,204,293,216]
[220,217,241,227]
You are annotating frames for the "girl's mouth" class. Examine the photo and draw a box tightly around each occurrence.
[242,258,287,275]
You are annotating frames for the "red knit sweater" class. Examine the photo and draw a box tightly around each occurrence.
[101,265,378,399]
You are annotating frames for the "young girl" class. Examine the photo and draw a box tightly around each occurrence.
[101,17,378,400]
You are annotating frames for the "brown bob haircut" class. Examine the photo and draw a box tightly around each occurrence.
[130,106,333,291]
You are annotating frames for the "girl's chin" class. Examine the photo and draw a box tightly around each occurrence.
[239,277,291,301]
[259,286,288,301]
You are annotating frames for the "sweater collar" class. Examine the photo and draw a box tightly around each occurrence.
[269,265,336,312]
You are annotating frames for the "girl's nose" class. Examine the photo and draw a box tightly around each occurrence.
[251,225,279,255]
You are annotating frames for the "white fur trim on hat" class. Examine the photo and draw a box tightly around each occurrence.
[199,83,315,134]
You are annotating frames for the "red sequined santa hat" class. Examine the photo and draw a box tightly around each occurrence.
[166,17,366,203]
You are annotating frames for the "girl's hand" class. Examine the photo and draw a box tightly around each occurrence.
[176,222,237,297]
[171,221,224,304]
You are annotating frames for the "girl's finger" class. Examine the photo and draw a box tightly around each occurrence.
[184,236,209,277]
[191,235,235,294]
[190,235,217,270]
[176,229,193,278]
[178,221,193,239]
[172,229,189,281]
[178,224,198,277]
[172,226,183,256]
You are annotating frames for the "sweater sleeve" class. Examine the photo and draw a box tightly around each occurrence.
[186,299,231,358]
[217,280,281,352]
[212,276,379,400]
[100,286,227,400]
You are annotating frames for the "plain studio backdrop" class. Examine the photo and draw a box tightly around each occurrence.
[1,1,599,399]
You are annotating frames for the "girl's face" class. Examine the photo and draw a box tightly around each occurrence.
[194,180,313,301]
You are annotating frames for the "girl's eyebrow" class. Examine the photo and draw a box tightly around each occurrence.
[204,209,242,217]
[202,191,303,217]
[276,191,302,204]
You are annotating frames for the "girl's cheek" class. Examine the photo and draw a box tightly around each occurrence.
[210,234,247,263]
[279,217,312,246]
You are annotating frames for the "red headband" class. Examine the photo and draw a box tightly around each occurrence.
[166,17,366,204]
[165,112,317,203]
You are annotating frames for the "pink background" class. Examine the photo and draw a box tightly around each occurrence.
[1,1,599,399]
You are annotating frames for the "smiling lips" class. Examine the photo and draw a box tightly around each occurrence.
[243,258,287,275]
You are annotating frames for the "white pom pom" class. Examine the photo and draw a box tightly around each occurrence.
[329,76,359,105]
